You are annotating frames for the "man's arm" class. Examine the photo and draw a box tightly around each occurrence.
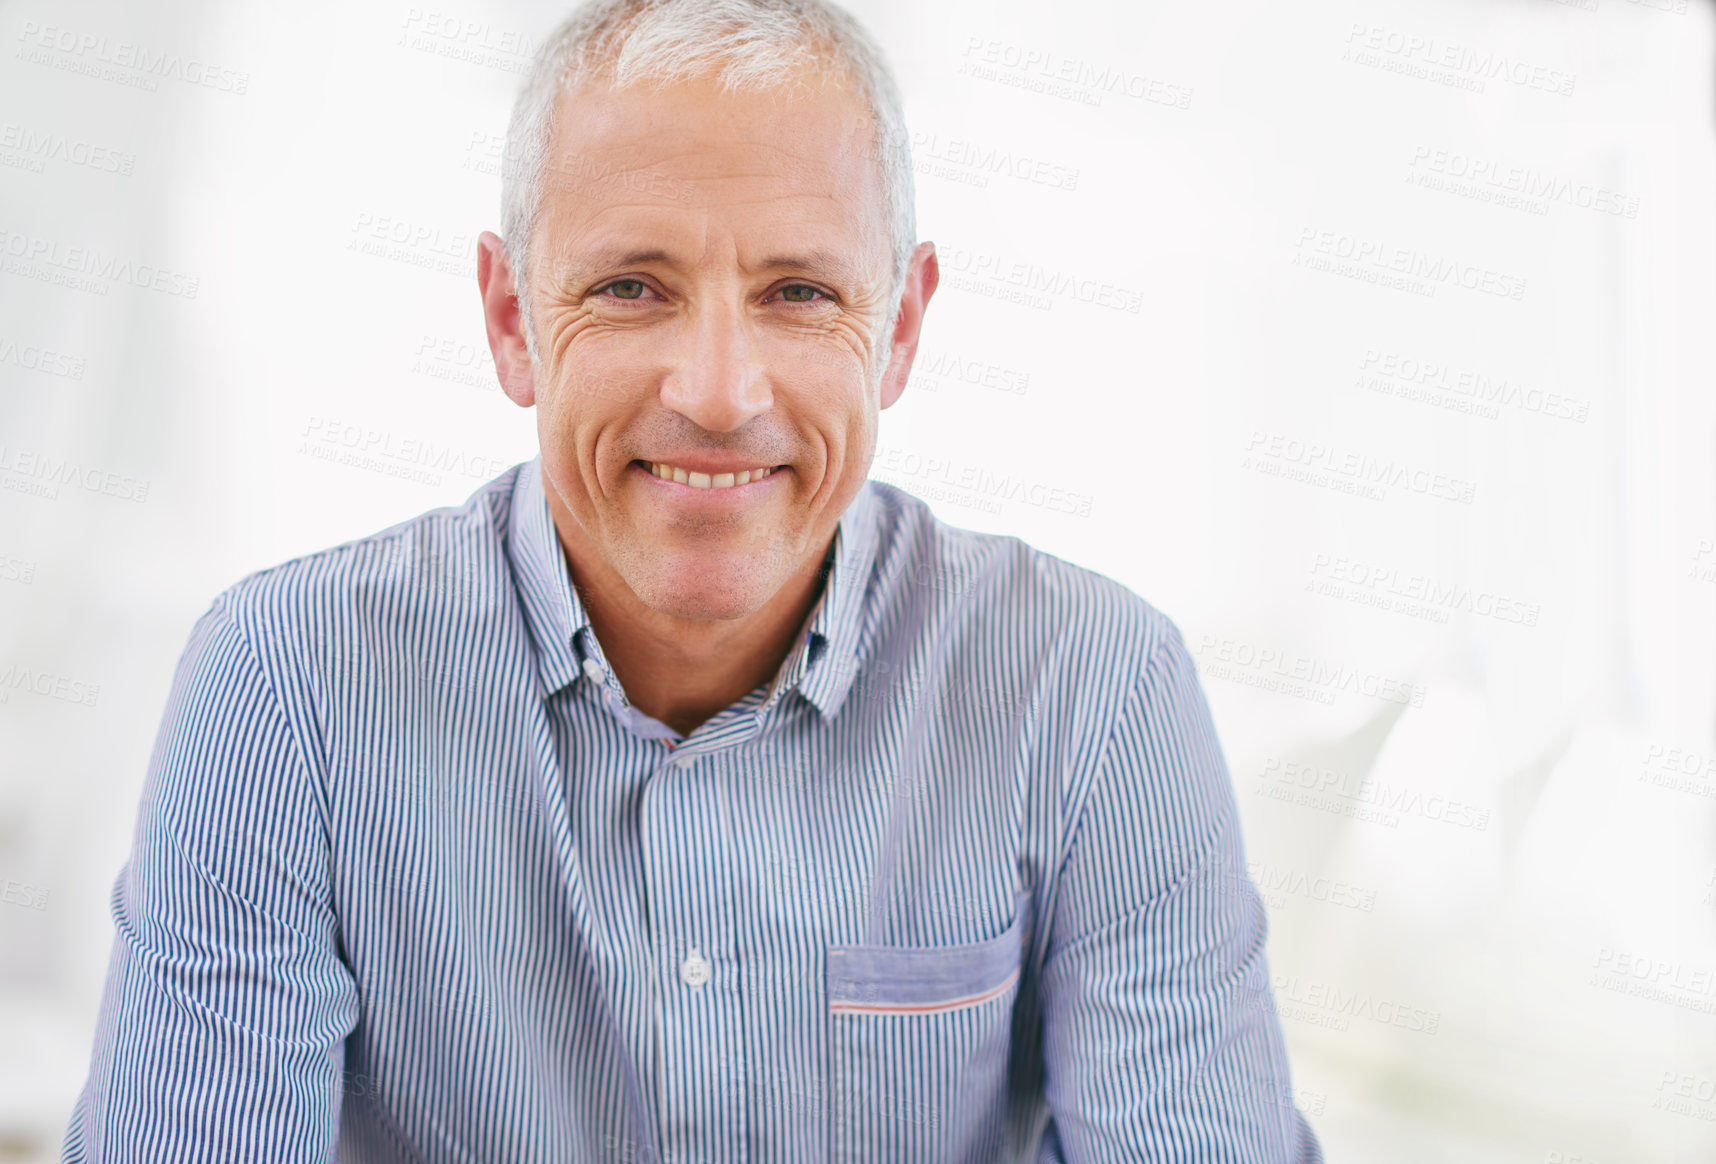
[1039,622,1322,1162]
[62,597,359,1162]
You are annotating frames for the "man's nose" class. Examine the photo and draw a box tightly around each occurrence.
[658,297,773,432]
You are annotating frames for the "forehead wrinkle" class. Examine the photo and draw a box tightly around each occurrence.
[549,177,847,219]
[555,119,871,178]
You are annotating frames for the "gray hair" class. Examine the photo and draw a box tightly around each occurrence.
[500,0,917,366]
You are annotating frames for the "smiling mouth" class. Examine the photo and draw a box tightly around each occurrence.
[635,460,783,490]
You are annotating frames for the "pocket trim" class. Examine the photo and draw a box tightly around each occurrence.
[828,964,1020,1016]
[826,897,1027,1016]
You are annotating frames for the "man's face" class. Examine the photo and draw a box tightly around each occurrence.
[480,69,936,622]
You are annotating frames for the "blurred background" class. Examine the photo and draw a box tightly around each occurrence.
[2,0,1712,1159]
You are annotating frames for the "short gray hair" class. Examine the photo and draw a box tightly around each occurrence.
[500,0,917,365]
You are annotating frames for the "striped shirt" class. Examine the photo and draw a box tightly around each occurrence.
[63,454,1323,1163]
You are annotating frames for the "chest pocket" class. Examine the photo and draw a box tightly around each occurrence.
[826,896,1028,1163]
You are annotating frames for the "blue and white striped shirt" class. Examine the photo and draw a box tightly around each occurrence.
[63,454,1322,1163]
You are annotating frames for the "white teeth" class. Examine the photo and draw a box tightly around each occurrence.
[645,462,776,489]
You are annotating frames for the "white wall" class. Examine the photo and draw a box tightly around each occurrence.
[1,0,1711,1159]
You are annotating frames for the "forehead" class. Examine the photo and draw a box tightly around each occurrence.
[535,70,888,274]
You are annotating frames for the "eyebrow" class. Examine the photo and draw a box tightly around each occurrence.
[556,245,864,288]
[756,249,865,284]
[556,247,670,286]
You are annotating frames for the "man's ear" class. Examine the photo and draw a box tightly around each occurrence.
[477,230,536,407]
[878,241,940,410]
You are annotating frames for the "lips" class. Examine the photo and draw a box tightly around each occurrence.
[639,460,781,490]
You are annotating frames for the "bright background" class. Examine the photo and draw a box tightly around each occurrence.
[2,0,1712,1159]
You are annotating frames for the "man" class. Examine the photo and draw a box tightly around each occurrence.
[63,0,1323,1160]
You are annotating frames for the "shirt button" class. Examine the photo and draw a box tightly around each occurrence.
[582,658,604,683]
[680,948,711,989]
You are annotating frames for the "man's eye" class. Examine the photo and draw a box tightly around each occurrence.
[602,279,649,300]
[777,284,826,303]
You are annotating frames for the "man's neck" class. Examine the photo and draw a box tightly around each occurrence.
[544,489,834,738]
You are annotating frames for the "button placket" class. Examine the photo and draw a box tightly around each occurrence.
[644,746,746,1162]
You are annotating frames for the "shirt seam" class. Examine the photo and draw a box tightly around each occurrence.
[1041,624,1226,971]
[212,591,337,850]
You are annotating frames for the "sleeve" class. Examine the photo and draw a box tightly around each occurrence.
[60,597,360,1163]
[1037,623,1323,1163]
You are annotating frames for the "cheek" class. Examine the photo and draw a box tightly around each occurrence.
[548,330,657,412]
[792,323,871,371]
[771,335,870,405]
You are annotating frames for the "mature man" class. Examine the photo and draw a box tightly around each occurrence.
[64,1,1322,1160]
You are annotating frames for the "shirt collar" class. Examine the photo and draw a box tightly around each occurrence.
[507,455,589,699]
[506,454,885,721]
[783,477,883,721]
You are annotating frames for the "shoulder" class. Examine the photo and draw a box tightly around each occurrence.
[864,479,1182,685]
[205,462,526,674]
